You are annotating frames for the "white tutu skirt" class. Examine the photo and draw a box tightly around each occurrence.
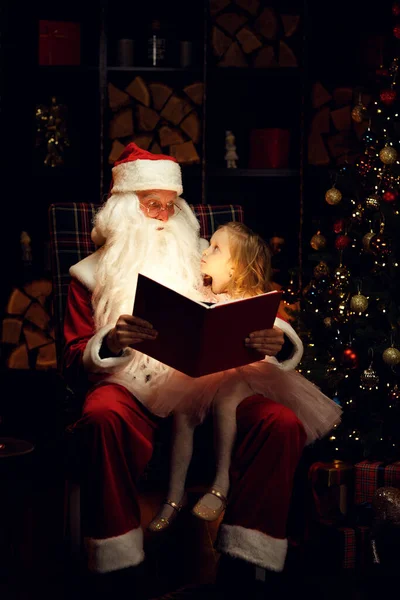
[145,359,342,445]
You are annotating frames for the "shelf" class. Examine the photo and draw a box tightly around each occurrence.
[207,169,300,178]
[107,66,203,73]
[37,65,98,71]
[207,67,302,78]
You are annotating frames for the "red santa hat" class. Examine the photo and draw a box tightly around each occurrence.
[110,142,183,196]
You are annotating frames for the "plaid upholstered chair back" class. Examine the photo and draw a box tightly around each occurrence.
[48,202,244,366]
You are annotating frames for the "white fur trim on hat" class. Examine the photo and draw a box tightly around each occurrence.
[82,324,134,373]
[111,158,183,196]
[84,527,144,573]
[273,317,304,371]
[216,524,288,572]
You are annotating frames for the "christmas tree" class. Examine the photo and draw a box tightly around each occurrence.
[298,3,400,463]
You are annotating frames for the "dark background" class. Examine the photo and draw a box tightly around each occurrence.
[0,0,395,309]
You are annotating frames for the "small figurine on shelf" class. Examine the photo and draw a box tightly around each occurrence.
[225,130,238,169]
[36,96,69,167]
[20,231,32,267]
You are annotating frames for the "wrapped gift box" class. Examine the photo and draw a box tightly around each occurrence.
[305,522,372,571]
[308,460,354,524]
[354,460,400,505]
[39,21,81,66]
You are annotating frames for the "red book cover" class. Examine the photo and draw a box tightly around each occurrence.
[133,274,282,378]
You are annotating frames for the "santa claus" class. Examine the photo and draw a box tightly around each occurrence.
[63,143,306,598]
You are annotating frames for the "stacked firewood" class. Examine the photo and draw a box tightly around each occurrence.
[308,82,370,166]
[108,76,204,166]
[210,0,300,68]
[1,279,56,370]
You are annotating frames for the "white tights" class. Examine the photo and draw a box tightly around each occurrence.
[157,380,252,518]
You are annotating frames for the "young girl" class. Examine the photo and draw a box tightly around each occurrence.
[147,222,342,531]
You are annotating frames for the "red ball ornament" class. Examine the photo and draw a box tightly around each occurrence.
[393,2,400,16]
[339,347,359,369]
[394,24,400,39]
[382,189,398,203]
[380,89,397,105]
[333,218,345,234]
[335,234,351,250]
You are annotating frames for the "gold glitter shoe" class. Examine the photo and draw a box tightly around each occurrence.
[191,489,227,522]
[147,499,183,532]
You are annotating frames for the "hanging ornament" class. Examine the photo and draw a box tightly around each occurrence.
[382,347,400,366]
[351,104,366,123]
[362,231,376,252]
[335,234,352,251]
[360,349,379,391]
[364,194,381,211]
[325,187,342,205]
[379,145,398,165]
[380,89,397,105]
[382,189,398,203]
[370,232,392,256]
[393,24,400,39]
[393,2,400,16]
[310,231,327,250]
[360,366,380,390]
[323,316,333,328]
[350,292,368,313]
[313,260,330,279]
[338,346,359,369]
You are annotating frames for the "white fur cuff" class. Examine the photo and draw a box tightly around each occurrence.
[84,527,144,573]
[274,317,304,371]
[83,324,134,373]
[216,524,288,572]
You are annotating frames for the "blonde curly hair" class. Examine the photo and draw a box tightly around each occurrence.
[218,221,272,299]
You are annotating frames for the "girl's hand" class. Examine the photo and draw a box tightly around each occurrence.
[106,315,158,354]
[245,326,284,356]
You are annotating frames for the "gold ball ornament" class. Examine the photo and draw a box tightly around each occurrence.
[364,194,381,211]
[325,187,342,205]
[360,367,380,390]
[351,104,366,123]
[310,232,327,250]
[323,316,333,328]
[350,293,368,313]
[379,145,398,165]
[362,231,376,252]
[382,347,400,366]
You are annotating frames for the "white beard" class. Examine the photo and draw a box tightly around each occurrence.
[91,192,204,384]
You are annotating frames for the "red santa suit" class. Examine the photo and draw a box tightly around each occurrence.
[62,143,308,575]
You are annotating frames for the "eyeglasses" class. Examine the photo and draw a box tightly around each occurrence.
[140,201,181,219]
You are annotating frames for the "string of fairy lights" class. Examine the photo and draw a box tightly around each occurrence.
[290,3,400,458]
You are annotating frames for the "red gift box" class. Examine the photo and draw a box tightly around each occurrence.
[354,460,400,505]
[249,128,290,169]
[306,522,371,571]
[308,460,354,524]
[39,20,81,66]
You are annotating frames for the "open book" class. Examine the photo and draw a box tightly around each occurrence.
[133,274,282,378]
